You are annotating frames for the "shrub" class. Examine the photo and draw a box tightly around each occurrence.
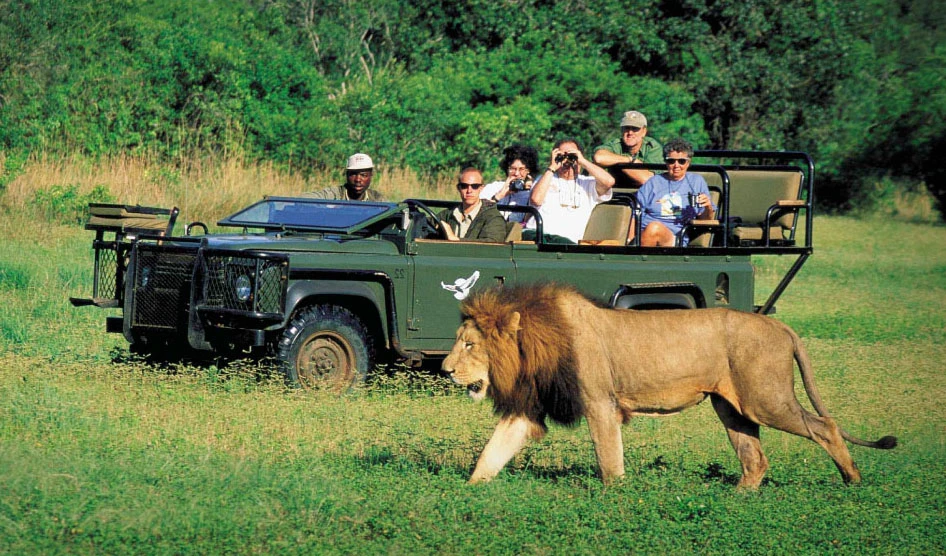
[31,184,115,225]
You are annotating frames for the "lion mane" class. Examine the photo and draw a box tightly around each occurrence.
[460,283,584,427]
[443,283,896,487]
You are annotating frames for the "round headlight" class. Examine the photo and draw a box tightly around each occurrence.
[234,274,252,302]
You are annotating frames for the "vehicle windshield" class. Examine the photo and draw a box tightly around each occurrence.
[218,197,398,232]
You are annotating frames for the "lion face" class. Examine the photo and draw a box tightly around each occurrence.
[442,320,491,400]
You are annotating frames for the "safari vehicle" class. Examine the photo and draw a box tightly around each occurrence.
[70,150,814,390]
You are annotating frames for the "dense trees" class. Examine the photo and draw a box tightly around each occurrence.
[0,0,942,213]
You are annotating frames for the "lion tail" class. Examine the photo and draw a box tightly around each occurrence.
[789,326,898,450]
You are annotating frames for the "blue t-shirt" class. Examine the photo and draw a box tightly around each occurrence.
[637,173,715,245]
[497,189,533,224]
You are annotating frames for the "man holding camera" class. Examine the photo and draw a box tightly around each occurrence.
[529,139,616,243]
[593,110,664,189]
[304,152,384,201]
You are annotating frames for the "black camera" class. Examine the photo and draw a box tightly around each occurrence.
[509,178,526,192]
[555,153,578,164]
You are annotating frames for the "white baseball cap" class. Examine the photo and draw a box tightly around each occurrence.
[346,153,374,171]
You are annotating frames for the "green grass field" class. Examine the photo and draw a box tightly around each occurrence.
[1,214,945,554]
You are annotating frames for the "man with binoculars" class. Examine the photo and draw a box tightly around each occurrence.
[528,138,616,243]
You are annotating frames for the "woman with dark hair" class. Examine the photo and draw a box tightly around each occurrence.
[480,144,540,223]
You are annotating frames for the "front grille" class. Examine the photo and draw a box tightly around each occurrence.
[131,245,198,329]
[198,251,287,314]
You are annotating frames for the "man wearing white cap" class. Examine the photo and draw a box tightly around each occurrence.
[305,153,384,201]
[593,110,664,189]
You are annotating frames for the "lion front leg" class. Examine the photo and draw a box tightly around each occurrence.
[585,400,626,484]
[469,415,545,484]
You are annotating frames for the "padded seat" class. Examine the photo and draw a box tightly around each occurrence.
[504,221,523,242]
[581,202,632,245]
[697,170,805,246]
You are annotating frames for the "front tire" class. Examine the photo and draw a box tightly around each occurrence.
[277,305,373,392]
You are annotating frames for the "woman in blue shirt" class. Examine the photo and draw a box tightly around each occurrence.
[635,138,716,246]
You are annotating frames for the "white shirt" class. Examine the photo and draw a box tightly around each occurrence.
[480,180,506,200]
[534,175,612,243]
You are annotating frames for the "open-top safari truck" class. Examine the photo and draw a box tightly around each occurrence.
[70,150,813,390]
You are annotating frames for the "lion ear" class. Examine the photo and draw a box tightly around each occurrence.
[502,311,521,339]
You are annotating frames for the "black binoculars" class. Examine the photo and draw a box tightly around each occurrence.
[554,153,578,164]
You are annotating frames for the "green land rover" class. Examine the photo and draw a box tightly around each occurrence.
[71,151,814,391]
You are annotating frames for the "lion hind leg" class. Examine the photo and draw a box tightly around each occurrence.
[745,397,862,485]
[469,415,545,484]
[799,413,862,484]
[711,395,768,489]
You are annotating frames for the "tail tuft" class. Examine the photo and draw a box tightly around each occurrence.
[876,435,898,450]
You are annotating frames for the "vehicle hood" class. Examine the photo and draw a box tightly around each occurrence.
[199,233,400,255]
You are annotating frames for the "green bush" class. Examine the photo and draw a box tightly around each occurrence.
[31,184,114,225]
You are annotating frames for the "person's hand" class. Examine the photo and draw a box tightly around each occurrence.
[694,193,708,211]
[440,219,459,241]
[573,148,588,166]
[493,176,515,200]
[549,147,563,172]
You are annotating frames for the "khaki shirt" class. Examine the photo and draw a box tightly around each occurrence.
[301,185,384,202]
[450,202,483,238]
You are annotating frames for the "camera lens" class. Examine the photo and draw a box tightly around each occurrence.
[509,179,525,191]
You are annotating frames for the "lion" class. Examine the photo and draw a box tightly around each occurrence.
[442,283,896,488]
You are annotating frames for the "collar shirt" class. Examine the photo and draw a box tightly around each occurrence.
[451,201,482,239]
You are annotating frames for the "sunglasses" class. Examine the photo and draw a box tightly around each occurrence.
[622,126,642,133]
[457,182,484,190]
[665,158,690,165]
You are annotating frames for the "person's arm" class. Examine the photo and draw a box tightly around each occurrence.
[593,148,635,168]
[621,167,655,187]
[490,175,518,201]
[530,148,563,207]
[442,222,459,240]
[575,151,615,196]
[476,209,509,242]
[434,208,458,240]
[594,147,653,187]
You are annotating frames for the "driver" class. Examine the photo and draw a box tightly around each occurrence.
[436,167,507,242]
[304,153,385,201]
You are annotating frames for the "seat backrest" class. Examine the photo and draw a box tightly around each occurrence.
[697,170,803,229]
[504,220,522,242]
[582,203,632,243]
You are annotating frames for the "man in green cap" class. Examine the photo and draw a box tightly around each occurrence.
[593,110,664,190]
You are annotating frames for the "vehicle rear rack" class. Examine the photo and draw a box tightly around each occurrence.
[69,203,179,308]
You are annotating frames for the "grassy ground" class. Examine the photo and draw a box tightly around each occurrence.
[1,183,945,553]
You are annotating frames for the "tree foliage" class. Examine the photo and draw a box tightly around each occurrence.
[0,0,942,211]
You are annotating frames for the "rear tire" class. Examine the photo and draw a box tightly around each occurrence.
[277,305,372,393]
